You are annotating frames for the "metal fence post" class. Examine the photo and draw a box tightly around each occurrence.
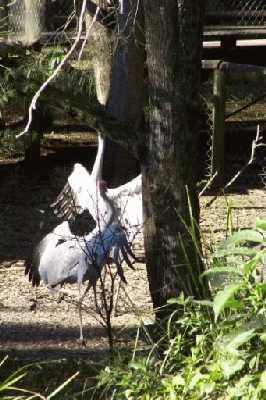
[212,68,225,186]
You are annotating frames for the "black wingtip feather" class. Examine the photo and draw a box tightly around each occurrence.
[24,249,41,287]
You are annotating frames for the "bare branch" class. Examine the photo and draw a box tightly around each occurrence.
[199,171,218,197]
[224,124,262,190]
[16,1,100,139]
[206,125,264,207]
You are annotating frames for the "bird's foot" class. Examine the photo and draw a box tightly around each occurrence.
[77,337,86,347]
[29,298,37,312]
[57,292,65,303]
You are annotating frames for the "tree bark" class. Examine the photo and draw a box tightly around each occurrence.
[85,0,144,186]
[142,0,209,313]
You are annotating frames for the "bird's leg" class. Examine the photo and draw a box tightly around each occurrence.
[113,276,122,317]
[30,287,38,312]
[112,249,126,316]
[77,284,86,347]
[77,283,92,346]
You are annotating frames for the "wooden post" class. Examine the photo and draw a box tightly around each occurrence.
[24,130,42,167]
[23,108,46,169]
[212,68,225,187]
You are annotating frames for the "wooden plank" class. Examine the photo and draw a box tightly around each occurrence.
[202,60,266,74]
[204,27,266,41]
[202,59,221,69]
[237,39,266,46]
[211,69,225,186]
[206,11,266,18]
[203,38,266,48]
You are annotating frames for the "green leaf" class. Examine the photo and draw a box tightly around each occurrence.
[188,370,204,390]
[128,361,147,372]
[192,299,213,307]
[213,283,243,322]
[201,267,242,278]
[256,220,266,231]
[224,329,255,351]
[167,293,190,306]
[259,333,266,343]
[242,256,262,276]
[224,299,243,310]
[225,230,263,245]
[260,370,266,390]
[214,247,257,257]
[47,372,79,399]
[256,283,266,294]
[0,356,8,368]
[171,374,185,387]
[220,358,245,379]
[0,372,27,392]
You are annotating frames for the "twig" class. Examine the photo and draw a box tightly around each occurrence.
[78,7,100,60]
[206,124,264,207]
[16,1,100,139]
[199,171,218,197]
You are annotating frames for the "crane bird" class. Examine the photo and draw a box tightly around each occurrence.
[50,133,144,316]
[25,178,137,344]
[51,134,143,246]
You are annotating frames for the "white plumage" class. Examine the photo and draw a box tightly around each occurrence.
[25,134,142,342]
[52,135,143,243]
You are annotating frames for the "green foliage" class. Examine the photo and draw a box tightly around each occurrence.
[0,47,97,120]
[0,215,265,400]
[0,47,97,158]
[95,220,266,399]
[0,356,79,399]
[0,129,25,159]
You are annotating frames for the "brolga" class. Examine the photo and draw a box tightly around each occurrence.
[25,134,141,343]
[25,179,137,344]
[51,133,144,315]
[51,133,143,246]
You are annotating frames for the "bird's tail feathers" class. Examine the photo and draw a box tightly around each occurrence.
[24,256,41,287]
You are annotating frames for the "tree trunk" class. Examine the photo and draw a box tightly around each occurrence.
[85,0,144,186]
[142,0,209,313]
[8,0,46,46]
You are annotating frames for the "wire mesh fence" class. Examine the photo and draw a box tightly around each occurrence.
[206,0,266,26]
[8,0,46,45]
[200,66,266,189]
[5,0,76,45]
[2,0,266,47]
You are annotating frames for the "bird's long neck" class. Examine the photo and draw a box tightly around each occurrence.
[91,134,105,181]
[95,181,117,231]
[102,191,116,227]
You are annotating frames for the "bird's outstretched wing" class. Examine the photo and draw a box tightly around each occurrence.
[51,133,105,223]
[107,174,142,199]
[51,163,94,222]
[107,175,143,242]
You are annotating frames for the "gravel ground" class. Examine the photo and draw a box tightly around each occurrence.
[0,153,265,362]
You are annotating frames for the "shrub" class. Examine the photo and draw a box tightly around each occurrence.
[95,220,266,399]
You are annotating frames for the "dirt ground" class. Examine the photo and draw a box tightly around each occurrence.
[0,140,265,363]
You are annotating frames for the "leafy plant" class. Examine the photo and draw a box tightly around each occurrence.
[0,356,79,399]
[95,220,266,399]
